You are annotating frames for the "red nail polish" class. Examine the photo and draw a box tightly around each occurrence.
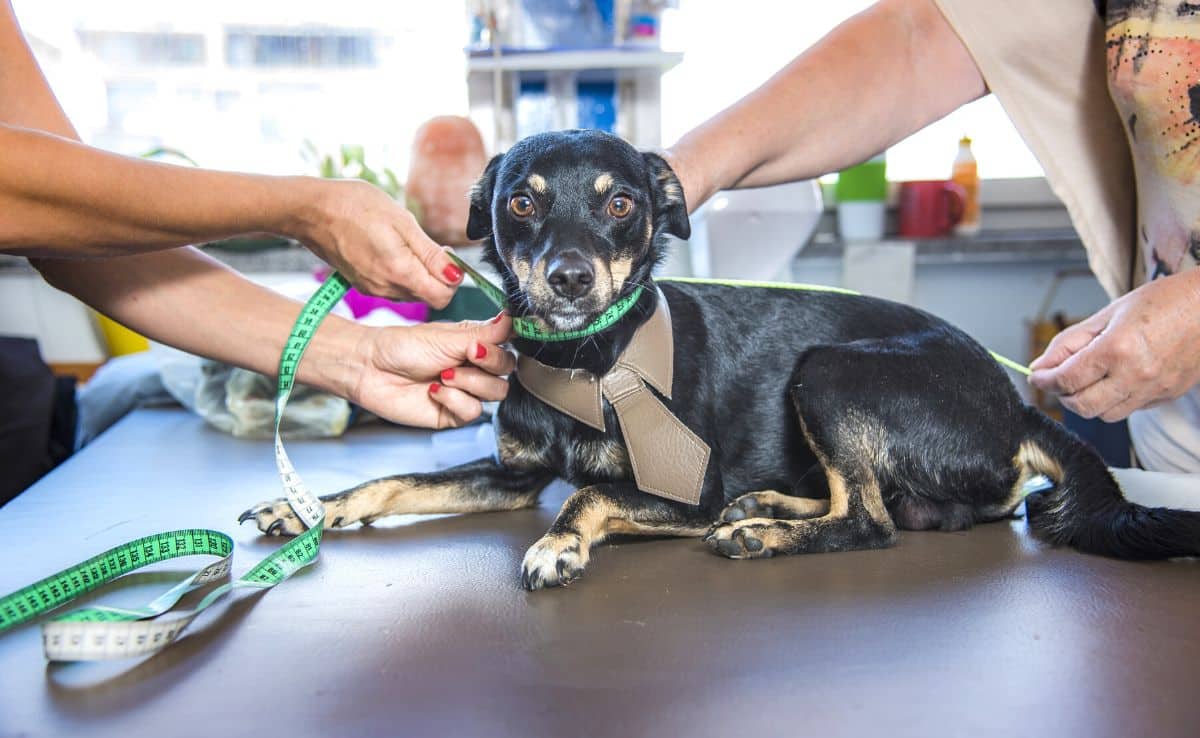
[492,312,505,324]
[441,368,455,381]
[443,263,463,283]
[429,382,440,394]
[475,344,487,360]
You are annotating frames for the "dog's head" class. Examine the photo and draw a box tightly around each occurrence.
[467,129,689,332]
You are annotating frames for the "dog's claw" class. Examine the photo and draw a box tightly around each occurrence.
[237,509,253,524]
[266,519,285,537]
[715,539,742,557]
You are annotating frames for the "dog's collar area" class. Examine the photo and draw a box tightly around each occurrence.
[445,252,644,343]
[512,286,644,342]
[514,293,711,505]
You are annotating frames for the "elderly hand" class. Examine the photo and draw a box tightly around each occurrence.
[286,177,465,307]
[349,313,515,429]
[1029,269,1200,422]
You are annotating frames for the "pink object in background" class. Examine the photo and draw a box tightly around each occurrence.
[313,269,429,322]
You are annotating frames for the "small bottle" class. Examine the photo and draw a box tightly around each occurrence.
[952,136,981,236]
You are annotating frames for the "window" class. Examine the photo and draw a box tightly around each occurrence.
[660,1,1044,180]
[78,31,205,66]
[225,30,377,68]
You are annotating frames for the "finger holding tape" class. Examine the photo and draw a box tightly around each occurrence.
[427,382,485,428]
[438,366,511,403]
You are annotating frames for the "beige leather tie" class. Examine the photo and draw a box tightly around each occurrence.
[515,294,711,505]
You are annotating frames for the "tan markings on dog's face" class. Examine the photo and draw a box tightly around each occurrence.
[512,256,532,288]
[527,174,548,194]
[593,173,614,194]
[610,257,632,292]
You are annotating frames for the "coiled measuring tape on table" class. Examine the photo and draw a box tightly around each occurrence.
[0,273,348,661]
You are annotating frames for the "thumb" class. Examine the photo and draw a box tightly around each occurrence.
[1029,314,1105,372]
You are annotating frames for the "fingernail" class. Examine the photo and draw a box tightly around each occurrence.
[491,311,505,324]
[443,263,463,283]
[475,343,487,360]
[429,382,440,394]
[440,368,455,381]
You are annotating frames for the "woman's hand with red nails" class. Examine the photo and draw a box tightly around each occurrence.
[286,178,464,307]
[1029,270,1200,422]
[348,312,514,429]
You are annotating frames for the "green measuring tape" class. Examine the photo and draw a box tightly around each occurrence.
[447,257,1033,376]
[0,273,348,660]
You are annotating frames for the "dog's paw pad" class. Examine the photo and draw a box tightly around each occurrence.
[706,521,777,560]
[720,493,772,523]
[238,499,305,537]
[521,534,588,590]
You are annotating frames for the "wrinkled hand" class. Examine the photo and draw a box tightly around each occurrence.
[292,178,465,307]
[350,313,515,429]
[1029,270,1200,422]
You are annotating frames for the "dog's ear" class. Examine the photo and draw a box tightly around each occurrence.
[641,152,691,241]
[466,154,504,241]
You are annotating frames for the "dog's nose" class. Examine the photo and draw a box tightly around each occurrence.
[546,251,595,299]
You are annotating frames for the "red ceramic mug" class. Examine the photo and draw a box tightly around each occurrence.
[898,180,966,238]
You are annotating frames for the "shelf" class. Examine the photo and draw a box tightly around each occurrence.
[466,48,683,73]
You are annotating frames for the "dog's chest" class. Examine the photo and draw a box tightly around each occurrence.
[496,417,632,483]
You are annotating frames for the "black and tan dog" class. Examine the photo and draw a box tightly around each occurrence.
[242,129,1200,589]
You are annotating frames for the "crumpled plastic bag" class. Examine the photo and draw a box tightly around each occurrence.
[158,347,351,439]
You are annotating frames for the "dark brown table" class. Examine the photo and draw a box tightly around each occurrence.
[1,408,1197,737]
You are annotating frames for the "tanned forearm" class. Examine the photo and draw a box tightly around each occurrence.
[665,0,987,211]
[0,124,326,257]
[33,249,369,397]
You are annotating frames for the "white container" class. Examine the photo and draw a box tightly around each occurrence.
[686,180,824,281]
[836,201,886,242]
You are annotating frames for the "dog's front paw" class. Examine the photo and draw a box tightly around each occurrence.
[522,533,589,590]
[238,499,306,536]
[704,520,781,560]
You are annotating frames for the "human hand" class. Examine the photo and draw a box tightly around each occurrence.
[349,313,515,429]
[286,177,465,307]
[1029,270,1200,422]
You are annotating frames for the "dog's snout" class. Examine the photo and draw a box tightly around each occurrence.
[546,251,595,299]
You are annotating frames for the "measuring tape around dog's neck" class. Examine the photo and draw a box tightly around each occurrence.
[0,274,347,660]
[446,253,643,343]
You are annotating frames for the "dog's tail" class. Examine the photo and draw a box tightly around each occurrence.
[1017,407,1200,559]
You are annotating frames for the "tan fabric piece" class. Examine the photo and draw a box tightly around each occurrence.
[515,294,711,505]
[933,0,1139,298]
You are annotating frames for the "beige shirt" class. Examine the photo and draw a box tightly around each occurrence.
[935,0,1200,472]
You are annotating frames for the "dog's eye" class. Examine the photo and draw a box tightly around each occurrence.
[607,195,633,218]
[509,195,534,218]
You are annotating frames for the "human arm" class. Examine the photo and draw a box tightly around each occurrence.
[663,0,988,212]
[34,250,515,428]
[3,0,511,428]
[0,1,460,303]
[1029,269,1200,422]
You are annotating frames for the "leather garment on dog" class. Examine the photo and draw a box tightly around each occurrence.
[515,293,710,505]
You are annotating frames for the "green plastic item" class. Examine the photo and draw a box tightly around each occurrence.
[835,156,887,202]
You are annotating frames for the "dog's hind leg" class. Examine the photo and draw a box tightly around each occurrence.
[521,482,712,590]
[707,358,898,559]
[240,458,555,536]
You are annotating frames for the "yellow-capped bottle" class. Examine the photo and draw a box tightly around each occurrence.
[952,135,981,236]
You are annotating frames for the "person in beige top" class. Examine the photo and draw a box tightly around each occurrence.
[665,0,1200,474]
[0,0,513,430]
